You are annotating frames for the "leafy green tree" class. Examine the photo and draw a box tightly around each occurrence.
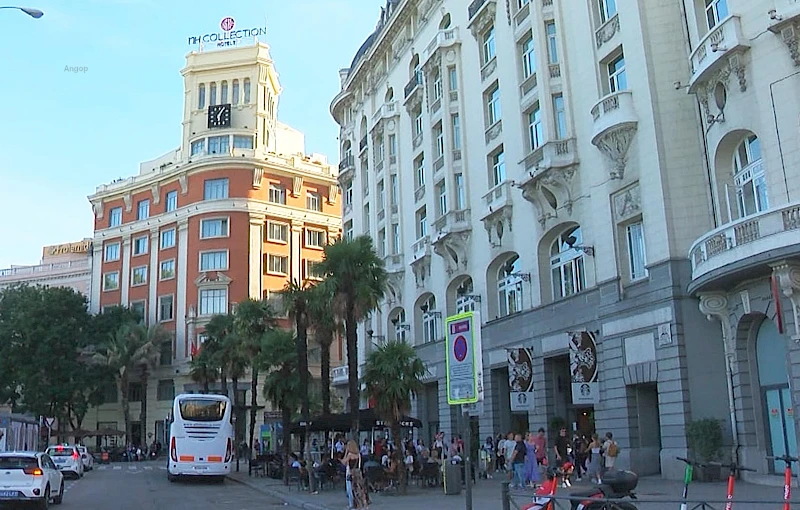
[307,279,340,416]
[233,298,276,457]
[134,324,172,444]
[204,313,236,396]
[363,340,426,493]
[318,235,387,436]
[260,329,302,485]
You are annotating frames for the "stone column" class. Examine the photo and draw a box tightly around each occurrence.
[148,229,160,324]
[248,214,264,299]
[121,235,132,306]
[290,220,303,282]
[176,219,189,360]
[90,241,103,313]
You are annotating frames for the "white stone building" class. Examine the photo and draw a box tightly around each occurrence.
[0,239,93,296]
[330,0,800,480]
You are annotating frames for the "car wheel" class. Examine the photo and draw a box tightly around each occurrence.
[37,486,50,510]
[53,481,64,505]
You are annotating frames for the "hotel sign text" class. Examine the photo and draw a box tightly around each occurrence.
[188,17,267,48]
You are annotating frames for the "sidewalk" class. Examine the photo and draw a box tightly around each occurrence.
[227,466,783,510]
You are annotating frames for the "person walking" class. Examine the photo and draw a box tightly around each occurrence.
[572,434,588,481]
[586,434,603,484]
[482,436,495,479]
[533,428,547,467]
[342,440,369,509]
[553,427,569,468]
[509,433,527,490]
[603,432,619,472]
[524,432,542,487]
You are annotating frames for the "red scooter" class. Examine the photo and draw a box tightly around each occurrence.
[570,470,639,510]
[767,454,799,510]
[709,462,755,510]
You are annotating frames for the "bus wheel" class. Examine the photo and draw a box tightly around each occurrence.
[168,474,178,483]
[214,476,226,484]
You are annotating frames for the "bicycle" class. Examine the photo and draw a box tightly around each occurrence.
[767,454,800,510]
[708,462,756,510]
[676,457,709,510]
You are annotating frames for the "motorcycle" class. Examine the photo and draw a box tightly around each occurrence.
[570,470,639,510]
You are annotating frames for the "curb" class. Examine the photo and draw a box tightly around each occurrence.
[226,474,337,510]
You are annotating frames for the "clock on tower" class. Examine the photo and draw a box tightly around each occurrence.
[207,104,232,128]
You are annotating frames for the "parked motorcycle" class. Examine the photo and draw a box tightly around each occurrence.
[570,470,639,510]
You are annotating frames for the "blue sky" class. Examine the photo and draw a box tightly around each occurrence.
[0,0,382,268]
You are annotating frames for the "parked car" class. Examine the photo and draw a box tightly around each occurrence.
[76,446,94,471]
[0,451,64,508]
[44,445,84,479]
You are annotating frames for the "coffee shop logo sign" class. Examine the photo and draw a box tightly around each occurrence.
[188,17,267,48]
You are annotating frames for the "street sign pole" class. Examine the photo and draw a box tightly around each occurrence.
[462,408,473,510]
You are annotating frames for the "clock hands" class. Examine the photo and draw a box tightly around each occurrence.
[217,108,225,122]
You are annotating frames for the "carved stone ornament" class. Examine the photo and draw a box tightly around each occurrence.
[386,272,405,304]
[411,257,431,288]
[485,121,503,144]
[292,176,303,197]
[518,165,577,228]
[179,175,188,195]
[482,206,513,248]
[698,292,736,359]
[593,124,637,180]
[194,271,234,287]
[253,167,264,190]
[469,0,497,39]
[433,231,471,276]
[613,184,642,221]
[771,261,800,341]
[123,192,133,213]
[92,200,104,219]
[328,184,339,204]
[595,15,620,48]
[151,185,161,205]
[769,20,800,66]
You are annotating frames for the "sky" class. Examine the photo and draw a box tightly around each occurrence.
[0,0,383,269]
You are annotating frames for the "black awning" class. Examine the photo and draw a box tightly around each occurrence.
[287,409,421,434]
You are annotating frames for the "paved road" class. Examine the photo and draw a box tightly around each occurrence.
[10,461,285,510]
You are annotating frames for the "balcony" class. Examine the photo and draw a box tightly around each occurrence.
[517,139,579,228]
[521,138,579,172]
[433,209,472,235]
[0,259,90,279]
[338,155,355,183]
[688,201,800,291]
[595,14,620,50]
[383,253,405,274]
[590,91,638,179]
[371,101,398,124]
[359,135,368,154]
[404,71,423,101]
[423,27,460,64]
[331,365,348,386]
[412,236,432,260]
[688,15,750,93]
[481,181,513,221]
[468,0,490,20]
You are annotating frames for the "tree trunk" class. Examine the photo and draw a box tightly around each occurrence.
[202,370,210,394]
[346,304,359,440]
[221,368,228,397]
[232,378,240,446]
[248,367,259,461]
[140,372,149,449]
[297,311,309,458]
[391,422,406,494]
[320,335,332,415]
[120,375,131,447]
[281,406,291,486]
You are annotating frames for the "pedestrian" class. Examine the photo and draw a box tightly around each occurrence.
[509,433,527,490]
[482,436,494,479]
[342,440,369,509]
[603,432,619,472]
[524,432,541,487]
[553,428,569,467]
[503,432,516,476]
[572,434,588,481]
[586,434,603,484]
[533,428,547,467]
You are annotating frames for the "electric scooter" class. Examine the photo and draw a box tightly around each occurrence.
[676,457,709,510]
[767,454,800,510]
[709,462,755,510]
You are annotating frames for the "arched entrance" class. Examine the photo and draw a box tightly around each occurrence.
[756,319,798,472]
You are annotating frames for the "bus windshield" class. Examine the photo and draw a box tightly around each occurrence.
[179,398,227,422]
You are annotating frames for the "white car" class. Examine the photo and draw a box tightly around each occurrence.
[45,445,84,479]
[0,451,64,508]
[76,446,94,471]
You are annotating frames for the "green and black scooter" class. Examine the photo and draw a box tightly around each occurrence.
[676,457,711,510]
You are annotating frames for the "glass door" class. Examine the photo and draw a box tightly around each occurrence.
[765,386,798,473]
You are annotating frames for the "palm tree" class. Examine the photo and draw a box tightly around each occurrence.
[204,313,235,396]
[307,279,340,416]
[260,329,302,485]
[233,298,276,458]
[363,340,426,494]
[134,324,172,445]
[189,338,219,393]
[318,235,388,437]
[278,280,313,456]
[221,331,249,440]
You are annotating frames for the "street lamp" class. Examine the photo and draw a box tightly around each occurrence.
[0,6,44,18]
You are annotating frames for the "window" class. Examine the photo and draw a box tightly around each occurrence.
[243,78,251,103]
[109,207,122,228]
[132,266,147,286]
[432,69,442,101]
[345,220,354,240]
[207,135,230,155]
[306,192,322,211]
[305,260,325,280]
[551,226,587,299]
[414,108,424,136]
[388,134,397,156]
[128,383,143,402]
[159,295,174,322]
[449,67,458,92]
[130,301,146,324]
[104,242,120,262]
[546,21,559,64]
[160,228,176,250]
[626,222,648,280]
[521,35,536,79]
[200,251,228,271]
[733,135,767,217]
[345,183,354,207]
[393,309,407,342]
[392,224,401,254]
[422,296,438,343]
[452,114,461,150]
[233,135,253,149]
[267,221,289,243]
[491,149,506,186]
[415,156,425,189]
[498,256,524,317]
[103,272,119,291]
[204,178,229,200]
[269,184,286,204]
[553,95,567,139]
[160,259,175,280]
[165,190,178,212]
[598,0,617,23]
[482,25,496,64]
[232,79,240,105]
[137,199,150,221]
[133,236,148,256]
[209,82,217,105]
[198,84,206,109]
[705,0,728,29]
[487,85,501,125]
[455,173,466,210]
[377,180,386,210]
[456,279,477,313]
[266,254,289,275]
[200,218,229,239]
[363,204,371,231]
[101,386,118,404]
[416,207,428,239]
[305,229,325,248]
[199,288,227,316]
[220,80,228,103]
[528,106,544,151]
[390,174,399,207]
[157,379,175,400]
[191,139,205,156]
[434,122,444,158]
[608,54,627,93]
[437,181,447,216]
[377,229,386,257]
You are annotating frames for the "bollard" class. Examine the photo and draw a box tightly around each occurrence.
[501,481,510,510]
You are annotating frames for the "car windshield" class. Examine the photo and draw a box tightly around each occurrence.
[179,398,226,422]
[0,457,37,469]
[46,448,74,457]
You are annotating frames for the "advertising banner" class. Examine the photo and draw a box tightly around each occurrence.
[569,331,600,405]
[508,348,535,412]
[445,311,484,405]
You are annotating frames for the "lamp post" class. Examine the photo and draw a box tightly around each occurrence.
[0,6,44,18]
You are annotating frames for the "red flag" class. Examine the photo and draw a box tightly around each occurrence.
[190,342,198,359]
[772,275,785,334]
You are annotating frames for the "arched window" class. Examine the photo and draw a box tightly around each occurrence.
[391,309,407,342]
[439,14,452,29]
[343,141,353,162]
[243,78,251,104]
[456,278,476,313]
[220,81,228,104]
[550,226,586,300]
[733,135,767,217]
[232,80,240,105]
[209,82,217,106]
[198,84,206,109]
[385,88,394,102]
[498,255,523,317]
[421,295,439,343]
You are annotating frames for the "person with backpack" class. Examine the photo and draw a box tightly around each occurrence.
[602,432,619,472]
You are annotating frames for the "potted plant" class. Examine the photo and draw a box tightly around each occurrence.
[686,418,723,482]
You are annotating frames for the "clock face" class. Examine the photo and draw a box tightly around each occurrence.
[207,104,232,128]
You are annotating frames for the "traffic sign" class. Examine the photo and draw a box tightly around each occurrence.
[445,311,484,405]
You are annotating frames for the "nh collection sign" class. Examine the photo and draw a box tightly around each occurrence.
[188,17,267,48]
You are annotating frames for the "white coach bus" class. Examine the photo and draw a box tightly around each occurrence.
[167,393,233,482]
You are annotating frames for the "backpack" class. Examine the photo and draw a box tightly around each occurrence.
[606,441,619,457]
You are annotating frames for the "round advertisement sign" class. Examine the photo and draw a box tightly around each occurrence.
[453,335,468,362]
[569,331,598,384]
[220,17,235,32]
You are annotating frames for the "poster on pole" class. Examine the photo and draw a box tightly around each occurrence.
[445,311,484,405]
[569,331,600,405]
[508,348,535,412]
